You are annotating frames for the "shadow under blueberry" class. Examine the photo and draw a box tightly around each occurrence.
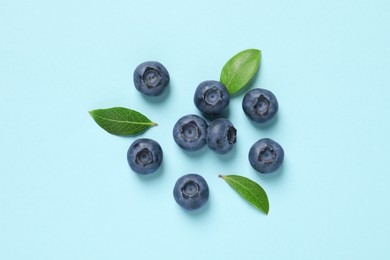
[181,146,209,159]
[140,83,171,104]
[249,114,279,130]
[214,145,238,162]
[133,162,165,182]
[201,106,231,121]
[255,163,285,182]
[179,197,211,218]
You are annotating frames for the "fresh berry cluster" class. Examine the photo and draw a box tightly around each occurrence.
[128,60,284,211]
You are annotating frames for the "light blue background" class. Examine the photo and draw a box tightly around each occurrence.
[1,0,390,259]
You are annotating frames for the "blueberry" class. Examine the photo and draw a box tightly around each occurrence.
[173,174,209,210]
[194,80,230,116]
[127,138,163,174]
[133,61,170,96]
[242,88,278,123]
[206,118,237,154]
[249,138,284,174]
[173,114,208,151]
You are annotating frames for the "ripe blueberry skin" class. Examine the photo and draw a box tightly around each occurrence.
[207,118,237,154]
[194,80,230,116]
[173,114,208,151]
[127,138,163,174]
[242,88,278,123]
[133,61,170,96]
[173,174,209,211]
[249,138,284,174]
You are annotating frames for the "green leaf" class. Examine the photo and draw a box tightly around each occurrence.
[89,107,157,136]
[220,49,261,95]
[219,174,269,215]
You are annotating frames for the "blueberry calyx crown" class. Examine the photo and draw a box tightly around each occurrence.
[142,68,162,88]
[254,94,270,116]
[181,121,201,141]
[204,87,222,106]
[258,145,276,164]
[181,180,199,199]
[227,126,237,144]
[135,148,153,167]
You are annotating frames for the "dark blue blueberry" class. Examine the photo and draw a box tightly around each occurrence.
[173,174,209,210]
[173,114,208,151]
[127,138,163,174]
[249,138,284,174]
[133,61,170,96]
[194,80,230,116]
[242,88,278,123]
[206,118,237,154]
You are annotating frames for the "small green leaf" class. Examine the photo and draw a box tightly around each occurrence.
[220,49,261,95]
[89,107,157,136]
[219,174,269,215]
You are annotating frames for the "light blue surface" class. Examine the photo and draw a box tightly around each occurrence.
[1,0,390,259]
